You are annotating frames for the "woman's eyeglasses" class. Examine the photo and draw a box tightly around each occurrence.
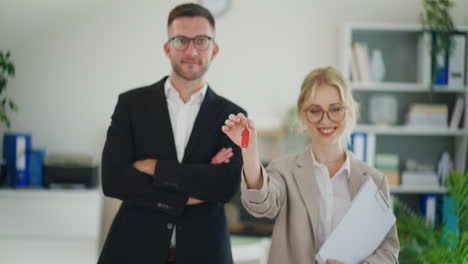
[304,105,347,123]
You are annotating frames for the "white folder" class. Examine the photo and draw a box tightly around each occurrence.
[315,177,396,264]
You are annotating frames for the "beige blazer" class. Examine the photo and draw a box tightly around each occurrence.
[241,149,399,264]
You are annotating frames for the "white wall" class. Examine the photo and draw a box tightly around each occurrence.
[1,0,467,251]
[1,0,467,156]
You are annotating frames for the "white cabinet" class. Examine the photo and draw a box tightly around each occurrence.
[0,189,102,264]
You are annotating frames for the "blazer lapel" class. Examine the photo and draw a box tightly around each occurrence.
[348,152,370,199]
[183,87,221,162]
[293,149,321,246]
[146,78,178,159]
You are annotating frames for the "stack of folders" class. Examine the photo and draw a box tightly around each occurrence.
[375,154,400,186]
[406,104,448,128]
[401,170,439,187]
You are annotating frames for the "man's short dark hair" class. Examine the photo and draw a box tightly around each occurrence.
[168,3,215,30]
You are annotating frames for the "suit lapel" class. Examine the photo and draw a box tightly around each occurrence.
[146,78,178,159]
[293,150,371,245]
[348,152,370,199]
[183,87,221,162]
[293,150,321,246]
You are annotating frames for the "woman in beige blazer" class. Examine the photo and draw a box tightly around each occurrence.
[222,67,399,264]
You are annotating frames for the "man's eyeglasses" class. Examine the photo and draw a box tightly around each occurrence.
[168,36,213,51]
[304,104,347,123]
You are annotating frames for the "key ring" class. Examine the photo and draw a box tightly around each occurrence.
[241,119,250,151]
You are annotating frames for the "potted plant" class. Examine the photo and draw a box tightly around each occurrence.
[0,50,18,128]
[420,0,457,94]
[396,170,468,263]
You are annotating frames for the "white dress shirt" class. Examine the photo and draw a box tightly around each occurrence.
[310,150,352,249]
[164,78,207,247]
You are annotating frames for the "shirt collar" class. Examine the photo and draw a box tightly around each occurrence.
[309,148,351,179]
[164,78,207,104]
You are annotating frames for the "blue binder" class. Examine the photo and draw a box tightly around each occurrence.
[350,132,367,162]
[2,133,32,187]
[421,194,437,228]
[442,195,457,243]
[432,32,449,85]
[28,149,46,187]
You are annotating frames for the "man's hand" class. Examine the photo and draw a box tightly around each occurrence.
[210,147,233,164]
[187,197,204,205]
[132,148,232,175]
[326,259,346,264]
[186,148,234,205]
[132,159,157,175]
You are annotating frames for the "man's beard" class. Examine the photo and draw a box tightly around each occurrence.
[172,61,209,81]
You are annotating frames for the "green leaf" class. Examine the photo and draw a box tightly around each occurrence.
[7,63,15,76]
[0,49,17,128]
[0,77,6,92]
[8,100,18,111]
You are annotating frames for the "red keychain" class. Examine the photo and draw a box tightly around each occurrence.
[241,121,250,149]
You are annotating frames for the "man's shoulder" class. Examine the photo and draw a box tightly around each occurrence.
[212,92,247,115]
[119,77,166,100]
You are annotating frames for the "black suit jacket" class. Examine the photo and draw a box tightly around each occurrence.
[99,77,246,264]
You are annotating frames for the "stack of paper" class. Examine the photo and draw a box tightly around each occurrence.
[401,170,439,186]
[406,104,448,128]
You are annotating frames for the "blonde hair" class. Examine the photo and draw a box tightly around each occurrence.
[296,66,359,143]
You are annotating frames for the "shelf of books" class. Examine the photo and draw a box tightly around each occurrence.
[342,23,468,171]
[342,23,467,232]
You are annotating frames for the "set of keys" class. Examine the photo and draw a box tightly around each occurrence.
[241,121,250,151]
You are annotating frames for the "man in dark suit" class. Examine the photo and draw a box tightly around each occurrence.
[98,3,246,264]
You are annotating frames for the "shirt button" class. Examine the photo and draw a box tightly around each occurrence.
[167,223,173,230]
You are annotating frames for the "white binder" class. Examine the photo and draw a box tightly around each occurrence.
[315,177,396,264]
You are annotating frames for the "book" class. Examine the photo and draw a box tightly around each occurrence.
[28,149,46,187]
[401,170,439,186]
[448,33,467,89]
[352,42,371,83]
[350,47,360,82]
[442,195,457,243]
[421,194,437,228]
[449,96,465,129]
[432,32,449,85]
[315,177,396,264]
[375,154,400,186]
[417,33,432,85]
[406,104,448,128]
[350,132,375,166]
[2,133,32,187]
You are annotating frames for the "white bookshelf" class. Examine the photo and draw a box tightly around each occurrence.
[341,23,468,174]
